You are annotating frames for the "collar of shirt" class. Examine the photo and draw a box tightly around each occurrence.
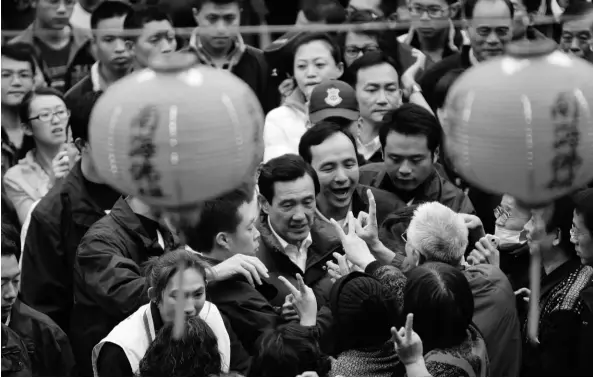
[356,134,382,161]
[193,34,246,71]
[4,312,10,326]
[267,216,312,271]
[315,204,352,230]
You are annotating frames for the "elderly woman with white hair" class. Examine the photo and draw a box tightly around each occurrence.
[401,201,522,377]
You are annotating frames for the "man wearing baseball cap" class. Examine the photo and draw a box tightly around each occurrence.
[308,80,360,137]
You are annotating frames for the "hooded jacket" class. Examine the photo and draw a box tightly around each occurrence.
[10,24,94,92]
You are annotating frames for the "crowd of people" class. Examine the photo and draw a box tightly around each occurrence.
[1,0,593,376]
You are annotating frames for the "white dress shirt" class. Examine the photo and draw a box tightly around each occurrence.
[268,217,312,272]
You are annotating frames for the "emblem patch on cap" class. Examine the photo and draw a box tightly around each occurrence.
[325,88,342,107]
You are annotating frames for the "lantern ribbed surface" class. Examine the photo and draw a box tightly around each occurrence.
[89,63,264,210]
[444,45,593,206]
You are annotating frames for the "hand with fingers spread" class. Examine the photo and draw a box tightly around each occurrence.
[278,274,317,327]
[391,314,430,376]
[467,236,500,267]
[331,212,376,271]
[326,252,351,283]
[209,254,269,287]
[355,189,380,248]
[281,294,299,322]
[460,213,485,235]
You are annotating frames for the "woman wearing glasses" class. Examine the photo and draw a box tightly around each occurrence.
[3,87,73,224]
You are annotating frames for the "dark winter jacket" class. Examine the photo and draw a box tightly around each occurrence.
[70,197,179,376]
[20,162,120,333]
[256,215,343,308]
[359,164,475,215]
[577,278,593,376]
[9,299,75,376]
[2,324,32,377]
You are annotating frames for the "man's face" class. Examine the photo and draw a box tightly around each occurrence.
[94,16,132,74]
[384,131,434,192]
[1,255,20,323]
[34,0,75,29]
[132,20,177,68]
[158,268,206,324]
[561,17,593,59]
[572,210,593,266]
[193,1,240,52]
[467,0,513,62]
[343,32,380,67]
[310,132,360,212]
[356,63,402,124]
[263,175,316,245]
[227,193,261,256]
[523,206,556,254]
[1,56,34,107]
[409,0,453,38]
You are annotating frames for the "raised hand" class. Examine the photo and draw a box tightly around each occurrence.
[281,294,299,321]
[355,189,380,248]
[278,274,317,326]
[331,212,376,270]
[467,236,500,267]
[326,252,351,283]
[391,314,424,366]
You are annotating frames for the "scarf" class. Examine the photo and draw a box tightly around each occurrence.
[329,343,400,377]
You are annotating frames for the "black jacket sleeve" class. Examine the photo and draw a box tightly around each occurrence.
[96,342,133,377]
[538,310,582,376]
[74,234,148,318]
[20,211,71,332]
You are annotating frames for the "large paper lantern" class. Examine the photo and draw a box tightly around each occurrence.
[89,52,264,210]
[443,40,593,207]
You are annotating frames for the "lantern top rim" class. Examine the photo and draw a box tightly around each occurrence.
[148,52,198,73]
[505,39,558,59]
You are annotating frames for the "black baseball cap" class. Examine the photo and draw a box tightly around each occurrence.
[309,80,359,124]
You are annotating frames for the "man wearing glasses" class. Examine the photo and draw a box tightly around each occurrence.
[397,0,469,66]
[417,0,515,110]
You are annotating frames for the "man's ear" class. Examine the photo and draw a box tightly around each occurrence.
[192,7,200,24]
[552,227,561,246]
[74,138,87,153]
[412,248,422,267]
[215,232,230,250]
[258,193,270,215]
[433,146,440,164]
[148,287,157,302]
[335,62,345,78]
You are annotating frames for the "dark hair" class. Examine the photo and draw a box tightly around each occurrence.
[330,272,397,354]
[403,262,474,352]
[250,323,331,377]
[302,0,347,24]
[18,87,66,125]
[1,43,37,76]
[291,32,344,68]
[464,0,515,19]
[91,0,133,31]
[298,121,358,164]
[186,183,253,253]
[378,0,400,17]
[258,154,320,203]
[68,90,103,143]
[1,222,20,259]
[560,0,593,25]
[144,249,210,305]
[346,51,402,87]
[124,6,173,39]
[545,195,577,255]
[138,316,222,377]
[574,188,593,234]
[192,0,243,12]
[433,68,465,110]
[379,103,441,154]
